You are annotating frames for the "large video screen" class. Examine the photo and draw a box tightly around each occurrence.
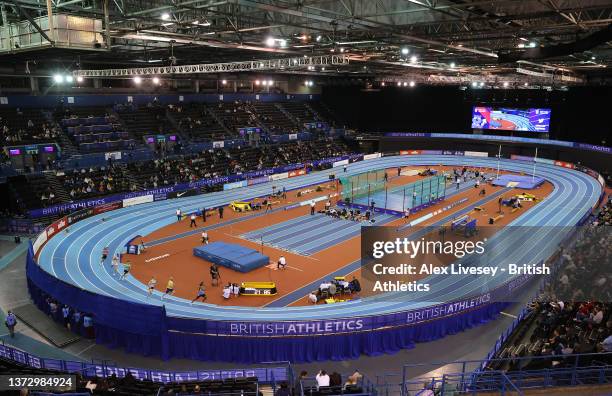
[471,106,551,132]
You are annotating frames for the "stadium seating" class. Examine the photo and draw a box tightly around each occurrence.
[116,104,176,142]
[59,106,135,153]
[0,107,58,144]
[169,102,229,141]
[252,102,299,133]
[207,101,260,135]
[280,101,319,125]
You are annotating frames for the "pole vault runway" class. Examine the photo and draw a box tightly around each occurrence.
[37,155,601,322]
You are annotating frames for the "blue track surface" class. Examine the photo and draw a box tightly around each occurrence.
[37,155,602,321]
[241,213,396,256]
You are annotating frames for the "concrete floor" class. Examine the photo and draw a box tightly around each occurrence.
[0,238,536,385]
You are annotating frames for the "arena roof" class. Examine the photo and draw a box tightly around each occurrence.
[1,0,611,85]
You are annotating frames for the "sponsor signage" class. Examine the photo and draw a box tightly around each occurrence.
[464,151,488,157]
[223,180,247,191]
[554,160,575,169]
[332,159,349,168]
[400,150,421,155]
[123,195,154,207]
[288,169,307,178]
[269,172,289,181]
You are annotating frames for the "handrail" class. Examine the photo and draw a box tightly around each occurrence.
[500,372,524,396]
[0,342,288,385]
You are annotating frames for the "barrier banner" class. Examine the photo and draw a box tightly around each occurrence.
[67,208,94,225]
[443,150,464,156]
[289,133,298,140]
[123,195,154,207]
[332,159,349,168]
[269,172,289,181]
[511,154,535,162]
[104,151,122,160]
[400,150,421,155]
[385,132,431,137]
[464,151,488,157]
[223,180,247,191]
[421,150,443,155]
[574,143,611,154]
[93,201,123,215]
[33,232,47,255]
[363,153,382,160]
[248,176,269,186]
[288,169,307,178]
[554,160,575,169]
[212,141,224,148]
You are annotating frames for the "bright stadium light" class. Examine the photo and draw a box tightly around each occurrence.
[409,81,415,87]
[161,13,170,20]
[471,81,478,88]
[401,47,409,55]
[65,75,73,83]
[265,37,275,47]
[381,82,385,87]
[279,39,287,48]
[316,35,322,42]
[255,80,260,85]
[479,82,485,87]
[221,79,227,85]
[268,80,274,85]
[503,81,509,88]
[410,55,418,63]
[76,76,84,83]
[450,62,456,68]
[152,77,160,84]
[529,41,537,48]
[133,76,142,84]
[397,81,401,87]
[53,74,63,83]
[403,82,407,87]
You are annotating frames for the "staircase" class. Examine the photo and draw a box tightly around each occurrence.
[43,172,71,202]
[275,103,299,127]
[205,106,233,136]
[164,109,190,143]
[117,163,143,191]
[304,102,323,122]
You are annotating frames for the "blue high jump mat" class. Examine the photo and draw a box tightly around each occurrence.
[492,174,544,189]
[193,242,269,273]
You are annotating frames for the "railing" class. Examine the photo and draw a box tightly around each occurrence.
[0,343,291,385]
[370,353,612,396]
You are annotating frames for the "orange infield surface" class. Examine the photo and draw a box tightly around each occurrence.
[129,165,553,308]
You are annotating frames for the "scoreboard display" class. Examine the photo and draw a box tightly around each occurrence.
[239,282,277,296]
[471,106,551,132]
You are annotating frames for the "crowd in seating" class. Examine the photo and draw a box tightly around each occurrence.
[0,107,60,143]
[58,166,136,200]
[208,101,260,132]
[297,369,365,396]
[495,216,612,369]
[1,355,262,395]
[252,102,299,134]
[592,194,612,225]
[169,103,228,141]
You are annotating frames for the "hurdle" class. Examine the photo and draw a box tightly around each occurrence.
[450,215,478,237]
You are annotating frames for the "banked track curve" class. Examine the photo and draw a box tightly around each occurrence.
[38,155,602,322]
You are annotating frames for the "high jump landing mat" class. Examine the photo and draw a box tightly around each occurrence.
[193,242,269,273]
[492,174,545,189]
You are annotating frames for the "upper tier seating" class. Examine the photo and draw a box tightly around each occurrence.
[169,103,228,141]
[252,102,299,133]
[207,101,260,134]
[0,107,58,144]
[281,102,319,126]
[116,104,176,141]
[60,106,135,153]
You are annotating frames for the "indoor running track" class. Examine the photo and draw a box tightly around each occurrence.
[37,155,602,322]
